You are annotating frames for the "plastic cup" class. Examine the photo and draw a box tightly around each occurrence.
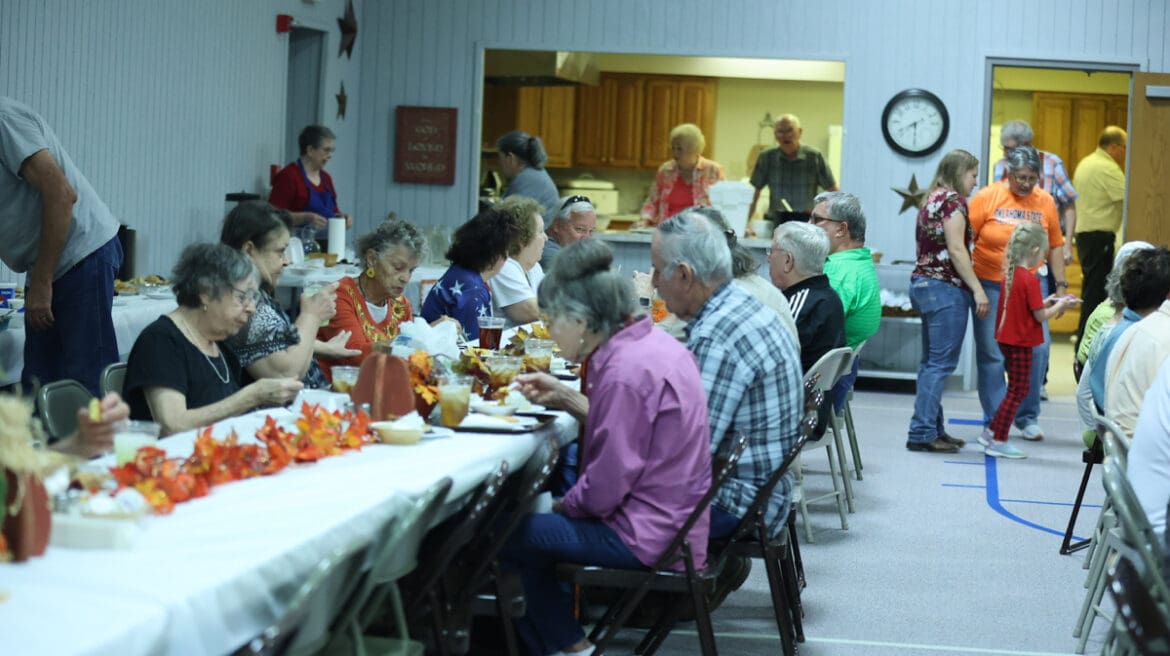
[478,316,506,350]
[303,283,331,327]
[525,338,555,373]
[485,355,523,391]
[331,365,360,394]
[438,374,473,427]
[113,420,161,466]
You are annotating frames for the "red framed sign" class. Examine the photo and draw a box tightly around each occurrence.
[393,106,457,185]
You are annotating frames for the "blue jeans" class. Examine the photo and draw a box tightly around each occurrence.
[971,276,1050,427]
[23,237,122,397]
[499,513,643,656]
[907,277,971,444]
[710,505,741,539]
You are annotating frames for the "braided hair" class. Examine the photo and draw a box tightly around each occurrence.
[998,222,1048,334]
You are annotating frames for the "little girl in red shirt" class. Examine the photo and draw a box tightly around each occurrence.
[982,222,1080,459]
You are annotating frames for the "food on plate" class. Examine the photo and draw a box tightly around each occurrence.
[371,411,426,445]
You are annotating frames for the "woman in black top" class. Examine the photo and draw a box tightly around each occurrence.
[123,243,302,436]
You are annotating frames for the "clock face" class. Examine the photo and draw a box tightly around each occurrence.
[881,89,950,157]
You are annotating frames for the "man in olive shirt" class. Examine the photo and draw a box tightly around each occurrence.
[1074,126,1128,340]
[815,191,880,411]
[749,114,838,217]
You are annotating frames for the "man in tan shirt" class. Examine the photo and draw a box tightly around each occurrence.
[1073,126,1127,340]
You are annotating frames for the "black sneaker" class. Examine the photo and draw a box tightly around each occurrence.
[906,439,960,454]
[938,433,966,448]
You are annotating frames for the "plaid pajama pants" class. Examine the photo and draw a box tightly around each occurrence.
[990,343,1033,442]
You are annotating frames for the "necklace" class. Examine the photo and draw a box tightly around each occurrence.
[174,312,230,385]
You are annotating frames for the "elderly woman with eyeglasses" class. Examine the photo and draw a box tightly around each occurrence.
[639,122,725,227]
[317,220,427,379]
[968,145,1066,441]
[123,243,303,436]
[219,202,358,389]
[505,238,712,656]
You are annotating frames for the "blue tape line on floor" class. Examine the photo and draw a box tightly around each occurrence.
[948,418,985,426]
[983,456,1086,541]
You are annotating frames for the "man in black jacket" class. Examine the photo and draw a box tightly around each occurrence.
[769,221,845,373]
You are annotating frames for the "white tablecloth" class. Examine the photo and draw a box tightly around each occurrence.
[1,404,576,656]
[0,295,178,388]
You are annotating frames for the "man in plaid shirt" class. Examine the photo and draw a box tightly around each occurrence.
[652,210,804,541]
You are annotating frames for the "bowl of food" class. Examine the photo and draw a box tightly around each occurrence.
[370,411,427,445]
[141,283,173,300]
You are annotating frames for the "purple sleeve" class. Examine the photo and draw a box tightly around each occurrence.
[560,380,652,519]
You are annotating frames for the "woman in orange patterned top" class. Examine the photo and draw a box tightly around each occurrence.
[317,220,426,379]
[639,123,726,227]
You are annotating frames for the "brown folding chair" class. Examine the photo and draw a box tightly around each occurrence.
[555,433,751,656]
[1105,553,1170,654]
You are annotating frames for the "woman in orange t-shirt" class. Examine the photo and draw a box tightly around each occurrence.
[967,145,1065,440]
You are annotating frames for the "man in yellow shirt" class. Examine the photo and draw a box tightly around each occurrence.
[1073,126,1127,340]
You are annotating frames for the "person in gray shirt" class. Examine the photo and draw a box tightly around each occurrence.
[0,96,122,396]
[540,195,597,270]
[749,114,838,216]
[497,130,560,223]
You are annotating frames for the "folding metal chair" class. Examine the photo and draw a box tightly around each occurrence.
[795,347,853,541]
[1105,552,1170,655]
[35,379,92,441]
[838,339,867,481]
[100,362,128,397]
[555,433,751,656]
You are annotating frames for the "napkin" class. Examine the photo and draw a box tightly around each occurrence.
[458,414,538,431]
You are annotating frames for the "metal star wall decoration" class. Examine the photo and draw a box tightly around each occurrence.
[336,82,348,119]
[337,0,358,59]
[892,174,927,214]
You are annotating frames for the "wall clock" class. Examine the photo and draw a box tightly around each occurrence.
[881,89,949,157]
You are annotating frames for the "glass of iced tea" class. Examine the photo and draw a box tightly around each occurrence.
[485,355,523,391]
[525,338,555,373]
[477,316,506,350]
[438,374,473,427]
[331,365,360,395]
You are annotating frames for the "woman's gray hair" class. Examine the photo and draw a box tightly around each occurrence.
[656,209,733,287]
[171,243,258,308]
[773,221,830,275]
[356,219,427,262]
[685,206,759,277]
[999,120,1034,146]
[813,191,866,242]
[1005,144,1042,174]
[538,239,639,338]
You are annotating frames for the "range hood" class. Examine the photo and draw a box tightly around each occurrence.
[484,49,600,86]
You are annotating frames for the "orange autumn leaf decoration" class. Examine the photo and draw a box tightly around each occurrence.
[409,350,440,406]
[109,404,374,514]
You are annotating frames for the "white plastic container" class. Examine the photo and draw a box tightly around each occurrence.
[706,181,755,237]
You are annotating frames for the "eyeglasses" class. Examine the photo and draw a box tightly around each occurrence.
[561,195,591,211]
[570,224,594,236]
[230,286,262,306]
[1011,173,1040,185]
[810,213,840,224]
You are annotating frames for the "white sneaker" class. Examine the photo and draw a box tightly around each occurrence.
[985,440,1027,459]
[1019,424,1044,441]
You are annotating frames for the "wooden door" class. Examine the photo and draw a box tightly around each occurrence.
[608,75,644,168]
[573,81,609,166]
[539,86,575,168]
[1032,94,1074,163]
[1125,72,1170,246]
[677,78,717,156]
[1071,97,1109,167]
[641,79,677,168]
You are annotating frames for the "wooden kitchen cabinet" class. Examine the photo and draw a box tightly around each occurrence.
[574,74,644,168]
[574,73,716,169]
[641,77,717,167]
[482,84,575,168]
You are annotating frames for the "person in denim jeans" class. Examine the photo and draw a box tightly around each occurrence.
[906,150,989,453]
[968,146,1067,440]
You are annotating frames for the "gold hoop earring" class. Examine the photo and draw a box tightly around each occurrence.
[365,267,376,279]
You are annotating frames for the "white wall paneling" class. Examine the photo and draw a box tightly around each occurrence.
[2,0,1167,276]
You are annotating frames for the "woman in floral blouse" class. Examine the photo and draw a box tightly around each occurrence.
[905,150,989,453]
[317,220,426,380]
[639,123,726,226]
[221,202,357,389]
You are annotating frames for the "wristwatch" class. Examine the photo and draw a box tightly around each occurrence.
[1056,281,1069,289]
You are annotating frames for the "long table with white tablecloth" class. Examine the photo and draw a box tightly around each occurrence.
[1,404,577,655]
[0,295,178,388]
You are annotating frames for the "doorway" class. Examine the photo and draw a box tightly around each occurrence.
[286,27,327,163]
